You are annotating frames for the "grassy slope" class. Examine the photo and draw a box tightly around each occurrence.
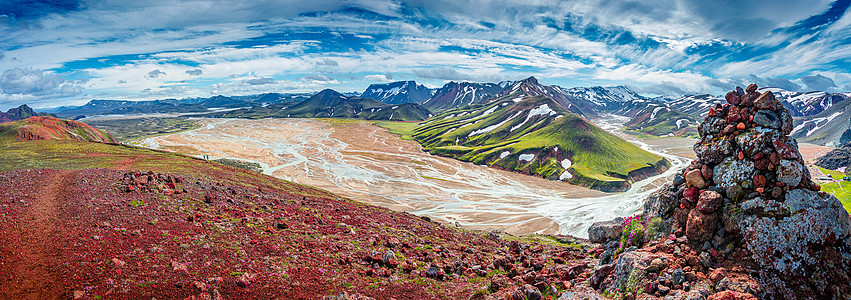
[412,94,666,191]
[373,121,420,140]
[816,166,851,213]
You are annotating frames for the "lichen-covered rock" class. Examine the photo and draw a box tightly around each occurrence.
[699,117,727,138]
[735,128,777,158]
[695,136,734,165]
[778,109,794,136]
[588,218,624,244]
[697,190,723,213]
[644,186,678,219]
[739,197,789,217]
[738,189,850,278]
[599,251,658,294]
[753,91,775,110]
[712,157,755,191]
[558,286,605,300]
[776,159,804,187]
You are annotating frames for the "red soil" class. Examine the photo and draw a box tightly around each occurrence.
[0,166,594,299]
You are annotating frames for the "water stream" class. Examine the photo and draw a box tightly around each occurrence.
[140,116,690,237]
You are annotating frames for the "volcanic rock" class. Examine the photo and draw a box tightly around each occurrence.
[752,110,780,129]
[590,83,851,299]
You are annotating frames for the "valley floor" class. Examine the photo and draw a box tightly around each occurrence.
[139,117,695,237]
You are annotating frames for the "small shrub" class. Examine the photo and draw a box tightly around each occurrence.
[616,215,645,255]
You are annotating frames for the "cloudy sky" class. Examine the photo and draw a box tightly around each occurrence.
[1,0,849,110]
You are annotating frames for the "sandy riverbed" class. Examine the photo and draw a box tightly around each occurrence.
[142,118,695,236]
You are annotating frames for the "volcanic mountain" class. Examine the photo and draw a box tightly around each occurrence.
[0,104,56,123]
[360,81,434,105]
[413,88,668,192]
[0,116,118,143]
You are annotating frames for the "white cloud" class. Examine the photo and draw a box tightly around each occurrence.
[0,68,83,101]
[364,74,394,82]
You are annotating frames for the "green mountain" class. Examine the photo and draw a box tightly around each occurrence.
[216,89,432,121]
[412,92,668,192]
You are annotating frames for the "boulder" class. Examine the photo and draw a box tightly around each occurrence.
[699,117,727,138]
[686,210,718,242]
[697,190,723,213]
[735,128,777,158]
[588,218,624,244]
[685,169,707,189]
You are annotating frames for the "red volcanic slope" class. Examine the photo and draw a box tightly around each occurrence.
[0,116,117,143]
[0,142,594,299]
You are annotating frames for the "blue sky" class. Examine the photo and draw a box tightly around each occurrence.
[1,0,850,110]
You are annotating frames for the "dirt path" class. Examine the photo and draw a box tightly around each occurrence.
[1,170,75,299]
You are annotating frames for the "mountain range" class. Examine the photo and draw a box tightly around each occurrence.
[412,79,668,192]
[28,76,851,145]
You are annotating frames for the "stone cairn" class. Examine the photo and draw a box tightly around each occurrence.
[589,84,851,299]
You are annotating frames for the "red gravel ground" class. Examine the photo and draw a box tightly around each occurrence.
[0,141,596,299]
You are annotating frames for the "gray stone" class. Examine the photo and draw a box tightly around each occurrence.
[383,250,395,263]
[644,186,679,218]
[588,218,624,244]
[753,110,780,129]
[777,159,804,187]
[694,135,734,165]
[713,157,755,190]
[740,197,789,217]
[672,269,685,286]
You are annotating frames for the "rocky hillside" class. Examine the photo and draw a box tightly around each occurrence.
[423,81,504,112]
[413,89,668,192]
[665,94,724,117]
[1,139,600,299]
[620,102,699,137]
[815,142,851,171]
[587,83,851,299]
[0,116,117,143]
